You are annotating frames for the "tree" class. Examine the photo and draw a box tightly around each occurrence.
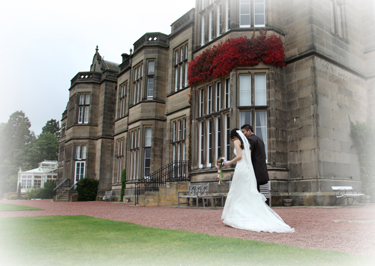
[41,119,60,136]
[0,111,36,194]
[26,119,60,168]
[27,132,59,164]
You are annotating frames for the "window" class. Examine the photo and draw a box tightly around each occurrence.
[240,111,267,161]
[172,118,186,163]
[34,179,41,188]
[185,46,189,87]
[118,82,127,118]
[114,138,124,183]
[255,74,266,105]
[225,78,230,108]
[240,0,251,28]
[208,85,212,114]
[199,121,204,168]
[240,0,265,28]
[74,144,86,184]
[239,73,266,106]
[144,128,152,178]
[254,0,265,27]
[78,94,90,124]
[75,145,87,160]
[200,88,205,117]
[201,15,206,46]
[226,0,231,32]
[216,82,221,111]
[147,61,155,100]
[207,119,212,167]
[239,75,251,106]
[174,44,188,91]
[216,117,222,159]
[225,114,230,159]
[330,0,345,38]
[74,161,85,184]
[133,63,143,104]
[130,128,140,180]
[209,9,214,42]
[238,72,268,160]
[217,5,222,37]
[27,178,32,188]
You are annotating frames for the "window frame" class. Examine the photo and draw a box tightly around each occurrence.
[144,127,152,178]
[147,60,155,100]
[118,82,127,119]
[78,94,90,124]
[238,70,268,161]
[174,43,188,92]
[129,128,140,180]
[114,138,124,184]
[133,62,143,105]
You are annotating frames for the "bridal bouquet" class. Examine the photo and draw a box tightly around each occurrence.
[216,156,226,185]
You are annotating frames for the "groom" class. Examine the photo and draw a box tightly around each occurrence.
[241,124,269,192]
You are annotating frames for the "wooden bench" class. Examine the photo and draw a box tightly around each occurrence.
[202,194,225,208]
[178,183,209,207]
[332,186,365,206]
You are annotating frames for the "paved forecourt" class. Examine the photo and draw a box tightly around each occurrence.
[1,199,375,256]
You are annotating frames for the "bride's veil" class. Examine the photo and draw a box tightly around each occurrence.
[236,130,253,169]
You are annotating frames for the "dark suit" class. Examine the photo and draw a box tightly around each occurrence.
[247,133,269,192]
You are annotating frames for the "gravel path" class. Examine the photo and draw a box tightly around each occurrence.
[1,200,375,256]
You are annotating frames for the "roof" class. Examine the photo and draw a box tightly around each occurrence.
[90,46,119,73]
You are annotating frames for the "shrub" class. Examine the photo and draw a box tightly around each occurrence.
[26,189,39,199]
[76,178,99,201]
[8,194,19,200]
[25,181,56,199]
[41,181,56,199]
[120,168,126,202]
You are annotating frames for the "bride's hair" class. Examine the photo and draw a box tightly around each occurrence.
[230,128,244,150]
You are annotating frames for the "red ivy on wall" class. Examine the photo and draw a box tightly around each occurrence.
[187,32,286,87]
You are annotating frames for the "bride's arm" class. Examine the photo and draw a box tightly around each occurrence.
[223,140,242,167]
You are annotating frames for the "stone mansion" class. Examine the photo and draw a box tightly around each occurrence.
[57,0,375,205]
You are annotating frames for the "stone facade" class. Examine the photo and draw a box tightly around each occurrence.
[58,0,374,206]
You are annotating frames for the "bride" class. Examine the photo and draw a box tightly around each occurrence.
[221,129,294,233]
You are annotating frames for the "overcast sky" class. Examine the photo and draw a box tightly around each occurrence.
[0,0,195,136]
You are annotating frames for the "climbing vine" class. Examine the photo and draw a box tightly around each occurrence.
[187,30,286,87]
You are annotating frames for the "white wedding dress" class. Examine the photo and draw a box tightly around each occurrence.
[221,131,294,233]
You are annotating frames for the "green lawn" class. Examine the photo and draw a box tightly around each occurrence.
[0,202,43,211]
[0,216,373,266]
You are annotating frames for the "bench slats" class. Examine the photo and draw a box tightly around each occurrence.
[331,186,365,206]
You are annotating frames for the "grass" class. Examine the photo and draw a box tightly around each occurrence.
[0,202,43,211]
[0,215,373,266]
